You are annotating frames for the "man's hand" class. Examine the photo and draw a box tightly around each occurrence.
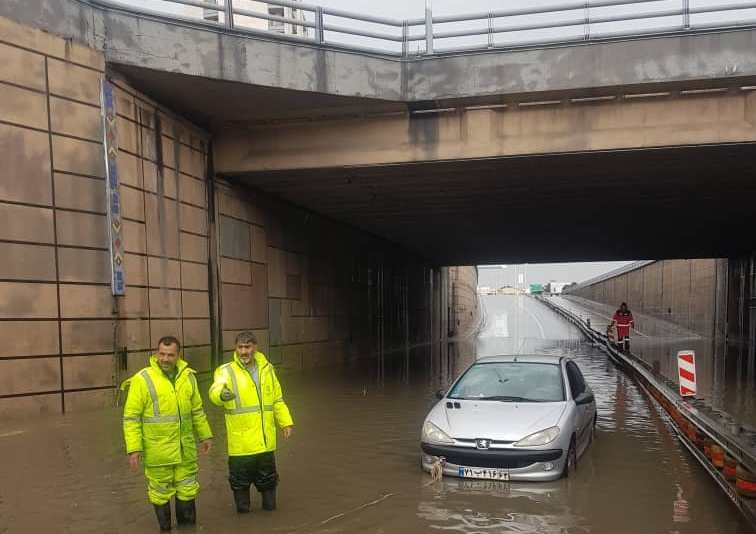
[128,452,141,472]
[220,386,235,402]
[282,426,293,439]
[200,439,213,455]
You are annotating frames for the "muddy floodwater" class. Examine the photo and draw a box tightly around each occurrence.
[0,295,751,533]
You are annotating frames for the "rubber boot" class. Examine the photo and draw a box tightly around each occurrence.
[261,489,276,511]
[233,489,251,514]
[153,503,172,532]
[175,498,196,526]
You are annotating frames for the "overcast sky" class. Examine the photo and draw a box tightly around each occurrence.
[478,261,635,287]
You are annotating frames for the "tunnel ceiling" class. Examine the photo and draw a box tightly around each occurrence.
[235,144,756,266]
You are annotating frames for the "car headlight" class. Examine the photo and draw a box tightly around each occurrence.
[513,426,560,447]
[422,421,454,445]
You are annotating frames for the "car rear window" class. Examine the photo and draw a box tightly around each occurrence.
[448,362,565,402]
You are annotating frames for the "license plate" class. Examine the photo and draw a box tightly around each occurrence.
[458,467,510,480]
[461,479,510,491]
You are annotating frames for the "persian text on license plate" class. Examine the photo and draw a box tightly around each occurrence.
[458,467,509,480]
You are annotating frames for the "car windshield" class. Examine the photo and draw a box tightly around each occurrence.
[448,362,565,402]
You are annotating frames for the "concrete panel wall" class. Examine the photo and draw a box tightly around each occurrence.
[0,15,108,418]
[0,15,213,418]
[109,73,214,384]
[570,259,725,339]
[214,180,441,373]
[0,13,477,419]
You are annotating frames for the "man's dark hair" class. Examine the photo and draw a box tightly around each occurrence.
[158,335,181,351]
[235,331,258,345]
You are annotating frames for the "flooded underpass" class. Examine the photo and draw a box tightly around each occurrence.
[0,295,752,533]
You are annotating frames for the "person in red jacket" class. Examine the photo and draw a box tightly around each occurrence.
[612,302,635,352]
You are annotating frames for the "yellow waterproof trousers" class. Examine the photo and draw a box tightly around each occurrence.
[144,460,199,505]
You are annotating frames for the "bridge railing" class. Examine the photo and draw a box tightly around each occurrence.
[93,0,756,56]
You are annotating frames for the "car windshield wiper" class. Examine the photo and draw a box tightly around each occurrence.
[476,395,530,402]
[449,395,557,402]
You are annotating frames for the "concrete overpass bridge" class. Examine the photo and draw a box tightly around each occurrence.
[7,0,756,266]
[1,0,756,417]
[4,6,756,526]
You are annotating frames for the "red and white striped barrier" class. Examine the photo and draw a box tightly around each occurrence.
[678,351,697,397]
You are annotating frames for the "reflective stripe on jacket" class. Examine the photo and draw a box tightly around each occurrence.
[122,356,213,467]
[209,351,293,456]
[613,311,635,336]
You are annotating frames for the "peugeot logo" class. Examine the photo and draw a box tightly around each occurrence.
[475,438,491,450]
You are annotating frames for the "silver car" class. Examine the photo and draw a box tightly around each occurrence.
[420,354,596,482]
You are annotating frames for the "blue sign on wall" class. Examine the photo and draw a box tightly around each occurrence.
[101,80,126,296]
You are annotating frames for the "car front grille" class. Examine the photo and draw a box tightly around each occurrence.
[422,443,563,469]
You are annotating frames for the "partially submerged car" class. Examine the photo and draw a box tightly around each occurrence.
[421,354,596,481]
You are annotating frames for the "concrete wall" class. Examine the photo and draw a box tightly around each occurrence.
[449,266,481,376]
[0,14,478,419]
[109,75,214,383]
[0,15,214,417]
[568,259,727,338]
[213,179,423,371]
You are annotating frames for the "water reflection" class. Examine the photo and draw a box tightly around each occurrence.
[0,295,751,533]
[415,295,749,534]
[554,295,756,430]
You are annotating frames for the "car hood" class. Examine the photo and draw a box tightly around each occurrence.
[429,400,567,442]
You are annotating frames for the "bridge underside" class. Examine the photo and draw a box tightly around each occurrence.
[235,143,756,265]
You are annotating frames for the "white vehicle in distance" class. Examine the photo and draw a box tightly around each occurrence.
[421,354,596,481]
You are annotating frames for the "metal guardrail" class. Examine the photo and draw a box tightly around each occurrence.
[93,0,756,57]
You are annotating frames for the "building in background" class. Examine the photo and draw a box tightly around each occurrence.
[545,281,571,295]
[198,0,309,37]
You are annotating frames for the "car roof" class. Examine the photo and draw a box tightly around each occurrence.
[474,354,565,365]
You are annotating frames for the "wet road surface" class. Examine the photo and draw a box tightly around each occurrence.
[0,294,751,533]
[552,294,756,433]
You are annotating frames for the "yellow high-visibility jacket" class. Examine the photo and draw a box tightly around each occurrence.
[209,351,293,456]
[122,356,213,467]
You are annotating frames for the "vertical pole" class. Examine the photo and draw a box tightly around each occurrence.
[583,0,590,41]
[748,256,756,383]
[683,0,690,29]
[739,260,746,375]
[440,267,449,385]
[402,21,408,57]
[205,145,223,370]
[380,266,385,386]
[225,0,234,29]
[487,12,494,48]
[316,7,325,44]
[430,268,437,381]
[404,269,410,384]
[425,0,433,55]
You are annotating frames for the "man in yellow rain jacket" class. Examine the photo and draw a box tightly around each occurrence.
[209,331,294,514]
[122,336,213,531]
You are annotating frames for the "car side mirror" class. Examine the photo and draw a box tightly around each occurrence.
[435,389,445,400]
[575,392,594,405]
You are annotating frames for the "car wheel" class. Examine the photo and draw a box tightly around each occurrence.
[561,437,577,479]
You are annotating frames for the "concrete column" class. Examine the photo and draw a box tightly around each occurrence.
[430,268,440,383]
[440,267,450,385]
[403,268,410,384]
